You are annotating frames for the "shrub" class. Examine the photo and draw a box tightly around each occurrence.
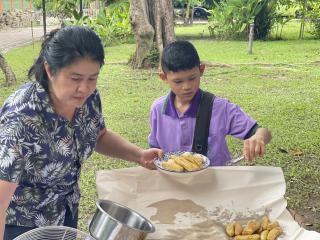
[308,3,320,39]
[208,0,278,40]
[65,3,133,46]
[254,2,274,40]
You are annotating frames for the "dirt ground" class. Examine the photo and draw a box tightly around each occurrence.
[285,153,320,231]
[289,191,320,232]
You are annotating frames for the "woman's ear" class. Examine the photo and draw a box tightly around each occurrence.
[44,62,53,80]
[199,64,205,76]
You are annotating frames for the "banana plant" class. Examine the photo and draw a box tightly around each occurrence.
[209,0,272,38]
[89,1,132,45]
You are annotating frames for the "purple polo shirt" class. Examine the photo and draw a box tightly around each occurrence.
[148,89,257,166]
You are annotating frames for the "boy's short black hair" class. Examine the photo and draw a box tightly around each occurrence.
[161,40,200,73]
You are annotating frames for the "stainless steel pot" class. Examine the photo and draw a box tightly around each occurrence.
[89,199,155,240]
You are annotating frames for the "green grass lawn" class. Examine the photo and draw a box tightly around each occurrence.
[175,18,314,40]
[1,22,320,232]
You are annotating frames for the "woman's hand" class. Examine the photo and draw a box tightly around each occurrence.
[138,148,163,170]
[96,129,164,169]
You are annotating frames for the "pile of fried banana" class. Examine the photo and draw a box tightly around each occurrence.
[225,216,283,240]
[161,152,204,172]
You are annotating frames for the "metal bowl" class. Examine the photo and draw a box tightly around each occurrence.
[89,199,155,240]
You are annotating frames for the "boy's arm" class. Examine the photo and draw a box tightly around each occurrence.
[243,127,272,161]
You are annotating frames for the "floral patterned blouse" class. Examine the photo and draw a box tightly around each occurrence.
[0,82,105,227]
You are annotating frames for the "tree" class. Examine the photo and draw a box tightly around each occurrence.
[202,0,216,9]
[129,0,176,69]
[278,0,319,39]
[0,53,16,86]
[185,0,193,25]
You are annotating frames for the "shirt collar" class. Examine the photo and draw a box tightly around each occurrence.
[162,89,203,118]
[34,82,59,122]
[35,82,81,124]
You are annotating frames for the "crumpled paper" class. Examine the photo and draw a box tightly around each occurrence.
[95,166,320,240]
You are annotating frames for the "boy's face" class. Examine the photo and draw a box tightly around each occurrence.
[160,64,205,103]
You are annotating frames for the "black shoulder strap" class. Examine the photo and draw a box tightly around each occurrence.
[192,91,215,156]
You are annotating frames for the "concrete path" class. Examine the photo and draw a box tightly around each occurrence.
[0,20,208,53]
[0,25,58,53]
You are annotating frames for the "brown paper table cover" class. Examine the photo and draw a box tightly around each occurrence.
[96,166,320,240]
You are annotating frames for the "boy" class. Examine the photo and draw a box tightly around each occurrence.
[148,40,271,166]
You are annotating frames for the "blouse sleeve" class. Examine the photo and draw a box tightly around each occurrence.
[0,113,26,184]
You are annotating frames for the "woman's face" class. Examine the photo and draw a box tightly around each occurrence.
[45,57,101,110]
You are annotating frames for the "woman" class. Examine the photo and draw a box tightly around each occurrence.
[0,26,162,240]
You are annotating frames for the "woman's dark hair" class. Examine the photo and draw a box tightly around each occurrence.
[161,40,200,73]
[28,25,105,91]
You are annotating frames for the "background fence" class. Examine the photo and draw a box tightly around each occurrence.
[0,0,34,13]
[0,1,103,16]
[0,0,105,30]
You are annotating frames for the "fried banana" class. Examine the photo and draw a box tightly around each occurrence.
[242,219,260,235]
[173,156,200,171]
[235,234,260,240]
[226,222,235,237]
[267,221,279,230]
[267,227,282,240]
[184,155,204,168]
[260,230,269,240]
[161,160,184,171]
[235,222,243,236]
[261,216,269,230]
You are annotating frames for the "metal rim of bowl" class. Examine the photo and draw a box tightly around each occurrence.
[95,199,155,233]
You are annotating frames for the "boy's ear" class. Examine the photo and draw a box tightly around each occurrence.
[159,72,167,81]
[199,64,205,76]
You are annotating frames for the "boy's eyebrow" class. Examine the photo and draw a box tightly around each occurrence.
[172,73,198,81]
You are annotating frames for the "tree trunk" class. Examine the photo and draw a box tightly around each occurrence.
[129,0,175,69]
[0,53,16,86]
[299,0,307,39]
[184,0,193,25]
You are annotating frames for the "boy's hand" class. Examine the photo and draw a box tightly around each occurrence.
[243,135,266,162]
[243,128,272,163]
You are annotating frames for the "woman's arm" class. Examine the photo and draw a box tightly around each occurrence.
[95,128,162,169]
[0,180,17,240]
